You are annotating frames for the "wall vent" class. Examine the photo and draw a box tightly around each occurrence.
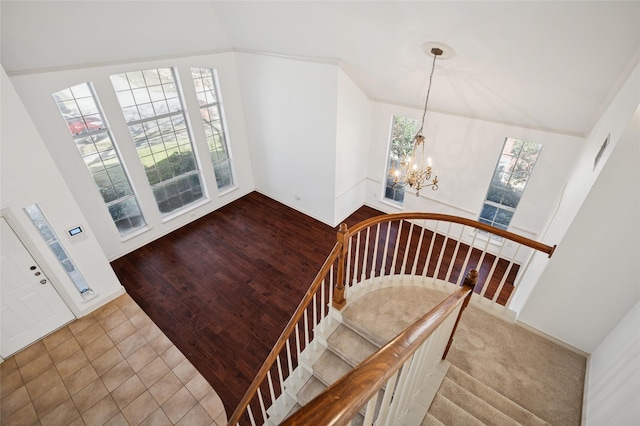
[594,134,610,170]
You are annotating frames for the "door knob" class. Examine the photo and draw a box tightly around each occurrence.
[40,279,47,285]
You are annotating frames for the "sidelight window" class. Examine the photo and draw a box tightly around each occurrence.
[24,204,94,299]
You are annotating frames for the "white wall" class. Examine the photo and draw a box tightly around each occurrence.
[1,66,123,317]
[235,53,338,225]
[512,62,640,313]
[9,52,255,260]
[584,299,640,425]
[334,67,371,225]
[518,102,640,353]
[364,102,582,240]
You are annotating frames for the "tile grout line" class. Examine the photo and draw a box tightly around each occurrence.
[1,293,227,426]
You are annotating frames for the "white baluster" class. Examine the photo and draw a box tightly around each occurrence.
[390,220,404,275]
[433,222,452,285]
[370,223,381,283]
[400,222,415,278]
[410,220,427,280]
[257,388,267,423]
[444,225,465,284]
[362,394,378,426]
[247,405,256,426]
[376,371,398,425]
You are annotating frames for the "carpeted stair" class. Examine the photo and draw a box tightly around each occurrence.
[424,365,550,425]
[277,285,584,425]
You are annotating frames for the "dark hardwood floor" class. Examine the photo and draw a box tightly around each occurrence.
[111,192,382,416]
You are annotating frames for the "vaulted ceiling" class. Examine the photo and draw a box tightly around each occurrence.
[2,1,639,137]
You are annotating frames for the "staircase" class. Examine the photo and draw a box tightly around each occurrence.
[229,213,583,426]
[278,285,554,426]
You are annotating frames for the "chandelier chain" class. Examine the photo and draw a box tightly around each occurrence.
[418,50,440,135]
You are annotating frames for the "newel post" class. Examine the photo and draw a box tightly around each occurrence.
[442,269,478,360]
[332,223,349,310]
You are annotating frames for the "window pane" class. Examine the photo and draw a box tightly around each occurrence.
[108,197,146,233]
[53,83,146,236]
[191,68,235,191]
[112,68,204,215]
[494,208,514,228]
[383,116,418,204]
[24,204,94,298]
[478,137,542,230]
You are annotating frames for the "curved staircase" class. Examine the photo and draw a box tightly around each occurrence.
[228,213,585,425]
[279,284,582,425]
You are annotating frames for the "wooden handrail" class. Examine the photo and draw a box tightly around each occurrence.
[345,213,556,257]
[281,283,474,425]
[227,241,344,426]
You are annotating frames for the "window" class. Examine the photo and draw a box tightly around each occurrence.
[53,83,146,235]
[384,116,419,204]
[24,204,94,299]
[111,68,204,215]
[479,138,543,230]
[191,68,235,191]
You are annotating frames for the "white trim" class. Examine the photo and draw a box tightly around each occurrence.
[516,319,589,358]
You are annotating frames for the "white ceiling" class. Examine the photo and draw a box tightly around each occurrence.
[2,1,639,137]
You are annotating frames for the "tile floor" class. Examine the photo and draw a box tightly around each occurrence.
[0,293,227,426]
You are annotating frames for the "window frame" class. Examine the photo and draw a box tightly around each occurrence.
[111,67,206,216]
[478,137,543,232]
[191,67,236,192]
[383,115,419,205]
[52,82,147,236]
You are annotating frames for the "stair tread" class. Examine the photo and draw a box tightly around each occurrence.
[313,350,352,387]
[439,377,520,426]
[296,376,327,406]
[327,324,380,366]
[294,375,366,425]
[447,366,550,426]
[421,412,447,426]
[342,286,447,347]
[428,393,486,426]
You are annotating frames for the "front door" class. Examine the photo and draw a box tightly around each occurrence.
[1,217,75,358]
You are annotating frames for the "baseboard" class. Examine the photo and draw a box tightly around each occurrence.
[515,320,589,358]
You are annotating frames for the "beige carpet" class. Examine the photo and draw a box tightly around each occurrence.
[341,286,586,425]
[448,303,586,425]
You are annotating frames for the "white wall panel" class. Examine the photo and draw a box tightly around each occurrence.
[235,53,337,225]
[334,68,371,224]
[584,299,640,425]
[518,103,640,353]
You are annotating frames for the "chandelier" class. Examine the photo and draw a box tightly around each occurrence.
[390,46,443,196]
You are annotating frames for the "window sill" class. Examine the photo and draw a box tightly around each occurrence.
[379,198,405,210]
[469,229,505,247]
[161,198,211,224]
[217,185,239,198]
[120,225,154,242]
